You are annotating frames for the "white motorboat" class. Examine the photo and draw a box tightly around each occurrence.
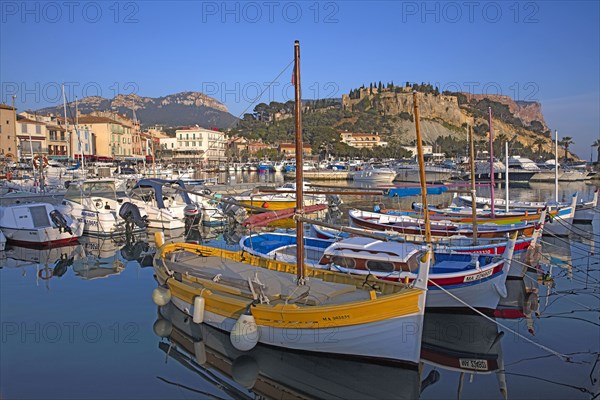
[60,179,148,236]
[506,156,541,182]
[127,179,197,230]
[0,203,83,246]
[352,164,397,183]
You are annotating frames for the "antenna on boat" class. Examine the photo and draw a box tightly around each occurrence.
[468,124,478,244]
[293,40,306,285]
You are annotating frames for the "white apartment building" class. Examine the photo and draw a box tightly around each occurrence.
[170,127,227,165]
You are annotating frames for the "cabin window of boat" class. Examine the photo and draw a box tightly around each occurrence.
[83,182,116,198]
[331,256,356,269]
[64,185,83,203]
[29,206,51,227]
[365,260,395,272]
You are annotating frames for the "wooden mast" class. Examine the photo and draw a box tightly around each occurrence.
[293,40,305,285]
[468,125,478,244]
[488,107,495,216]
[412,91,432,244]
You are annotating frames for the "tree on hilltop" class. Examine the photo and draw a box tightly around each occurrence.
[559,136,574,162]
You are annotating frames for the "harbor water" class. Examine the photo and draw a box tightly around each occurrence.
[1,174,599,399]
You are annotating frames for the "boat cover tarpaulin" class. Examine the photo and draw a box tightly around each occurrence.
[386,186,449,197]
[242,204,328,228]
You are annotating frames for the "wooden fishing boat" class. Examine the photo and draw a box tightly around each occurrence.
[240,232,517,311]
[403,203,554,225]
[234,182,327,212]
[349,208,537,238]
[152,41,432,365]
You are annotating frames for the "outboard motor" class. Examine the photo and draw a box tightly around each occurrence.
[53,254,74,277]
[119,202,148,228]
[121,241,150,261]
[221,197,247,224]
[326,194,343,210]
[49,209,73,235]
[184,203,201,232]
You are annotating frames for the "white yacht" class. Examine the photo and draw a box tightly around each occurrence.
[506,156,540,182]
[352,164,397,183]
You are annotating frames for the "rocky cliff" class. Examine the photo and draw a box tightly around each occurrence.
[35,91,237,129]
[341,86,559,156]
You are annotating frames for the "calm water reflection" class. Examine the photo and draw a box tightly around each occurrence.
[1,180,598,399]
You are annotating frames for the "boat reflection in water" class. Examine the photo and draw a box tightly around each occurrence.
[420,310,507,398]
[154,302,421,399]
[75,233,150,279]
[495,274,541,335]
[0,243,85,285]
[154,302,512,399]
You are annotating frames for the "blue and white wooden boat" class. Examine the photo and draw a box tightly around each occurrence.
[240,232,517,311]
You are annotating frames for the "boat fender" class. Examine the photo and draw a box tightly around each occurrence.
[152,285,171,306]
[231,355,259,389]
[230,306,259,351]
[152,318,173,338]
[262,202,269,209]
[411,202,417,210]
[194,340,207,365]
[6,172,11,181]
[154,231,165,247]
[193,296,205,324]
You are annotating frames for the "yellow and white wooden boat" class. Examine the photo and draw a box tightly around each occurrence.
[153,240,431,364]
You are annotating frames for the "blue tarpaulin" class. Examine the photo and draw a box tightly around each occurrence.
[386,186,448,197]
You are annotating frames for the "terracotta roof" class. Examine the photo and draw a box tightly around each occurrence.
[16,116,44,125]
[78,115,120,124]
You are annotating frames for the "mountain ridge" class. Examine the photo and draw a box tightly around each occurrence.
[34,91,238,129]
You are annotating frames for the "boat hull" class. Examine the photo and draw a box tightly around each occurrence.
[169,296,425,364]
[1,226,82,247]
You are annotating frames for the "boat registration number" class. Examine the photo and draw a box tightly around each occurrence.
[459,358,489,370]
[463,269,493,282]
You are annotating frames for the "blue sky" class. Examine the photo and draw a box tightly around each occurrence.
[1,1,598,157]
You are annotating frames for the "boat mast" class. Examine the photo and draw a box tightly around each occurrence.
[76,96,85,172]
[488,107,495,216]
[554,130,559,202]
[293,40,306,285]
[413,91,432,243]
[505,141,509,212]
[468,125,478,244]
[62,84,70,161]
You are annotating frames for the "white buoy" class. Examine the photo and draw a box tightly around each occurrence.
[152,318,173,337]
[152,286,171,306]
[193,296,205,323]
[231,355,259,389]
[230,310,259,351]
[193,340,207,365]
